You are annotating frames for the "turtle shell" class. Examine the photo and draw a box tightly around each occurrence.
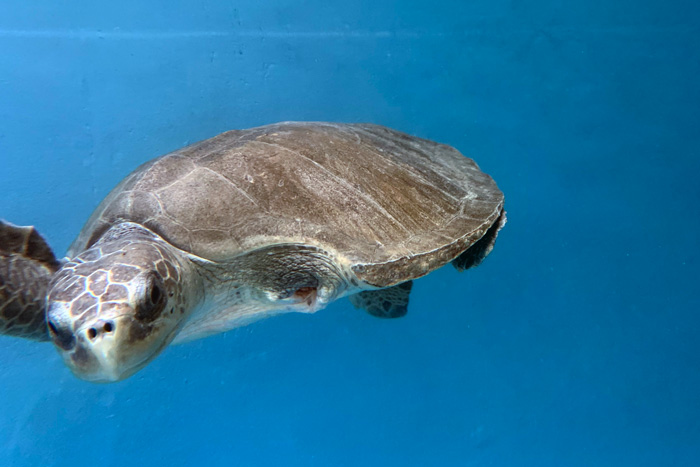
[69,122,504,287]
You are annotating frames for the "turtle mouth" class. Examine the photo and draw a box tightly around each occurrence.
[58,314,143,382]
[63,314,179,383]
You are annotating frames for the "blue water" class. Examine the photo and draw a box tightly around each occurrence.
[1,1,699,465]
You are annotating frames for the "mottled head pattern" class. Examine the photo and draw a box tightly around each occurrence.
[46,223,198,382]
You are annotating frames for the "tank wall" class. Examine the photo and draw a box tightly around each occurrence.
[1,1,699,466]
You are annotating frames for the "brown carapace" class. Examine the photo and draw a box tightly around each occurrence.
[0,122,505,382]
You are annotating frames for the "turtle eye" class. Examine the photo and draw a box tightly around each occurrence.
[47,318,76,350]
[136,275,166,322]
[149,281,162,305]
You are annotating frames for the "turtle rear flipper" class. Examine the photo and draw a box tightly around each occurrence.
[350,281,413,318]
[0,220,60,341]
[452,210,507,272]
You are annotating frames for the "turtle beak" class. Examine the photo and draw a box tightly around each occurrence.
[60,314,154,383]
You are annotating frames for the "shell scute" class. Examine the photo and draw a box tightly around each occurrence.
[69,122,504,286]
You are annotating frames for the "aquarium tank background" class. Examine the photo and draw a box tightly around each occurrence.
[1,1,698,465]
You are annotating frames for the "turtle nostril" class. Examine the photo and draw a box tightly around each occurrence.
[87,328,97,340]
[103,322,114,333]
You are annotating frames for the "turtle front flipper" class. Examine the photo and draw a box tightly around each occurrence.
[349,281,413,318]
[0,220,61,341]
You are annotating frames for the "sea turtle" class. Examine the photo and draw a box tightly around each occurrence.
[0,122,505,383]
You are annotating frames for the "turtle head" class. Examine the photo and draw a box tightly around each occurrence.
[46,223,199,383]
